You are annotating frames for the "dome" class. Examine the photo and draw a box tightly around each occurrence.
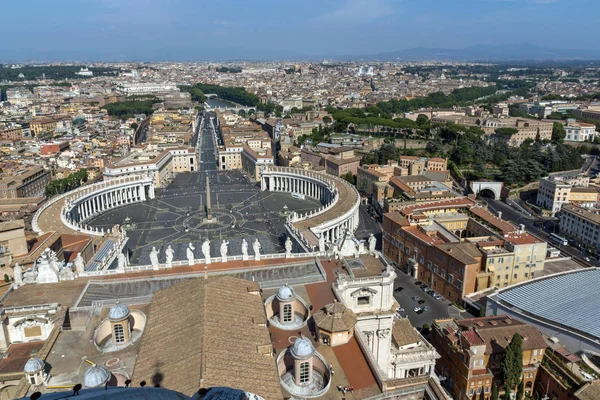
[83,364,110,388]
[291,336,315,359]
[108,301,130,321]
[24,357,45,373]
[276,284,296,302]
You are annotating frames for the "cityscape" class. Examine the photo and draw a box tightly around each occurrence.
[1,1,600,400]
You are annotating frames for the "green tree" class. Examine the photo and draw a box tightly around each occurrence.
[552,122,566,143]
[501,333,523,392]
[130,122,138,131]
[516,379,524,400]
[495,127,519,136]
[322,116,332,124]
[491,384,499,400]
[341,172,356,185]
[416,114,429,126]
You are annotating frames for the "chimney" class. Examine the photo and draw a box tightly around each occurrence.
[520,224,525,233]
[497,211,502,219]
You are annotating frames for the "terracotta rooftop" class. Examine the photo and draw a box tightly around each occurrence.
[132,276,283,399]
[392,318,420,347]
[469,206,517,233]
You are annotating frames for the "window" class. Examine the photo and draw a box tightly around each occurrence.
[299,361,310,384]
[283,304,292,323]
[114,324,125,343]
[357,296,370,306]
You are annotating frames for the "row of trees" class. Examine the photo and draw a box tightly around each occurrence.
[0,65,115,81]
[180,83,261,107]
[102,98,160,118]
[44,169,88,198]
[215,66,242,73]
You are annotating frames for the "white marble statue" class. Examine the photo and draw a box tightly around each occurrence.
[117,253,127,270]
[220,240,229,263]
[253,239,261,261]
[149,247,159,270]
[59,263,75,281]
[165,245,174,268]
[187,243,195,266]
[241,238,249,261]
[36,248,59,284]
[13,263,22,285]
[202,239,211,264]
[368,234,377,253]
[74,253,85,274]
[285,237,293,258]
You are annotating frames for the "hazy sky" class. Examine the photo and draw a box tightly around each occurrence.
[1,0,598,60]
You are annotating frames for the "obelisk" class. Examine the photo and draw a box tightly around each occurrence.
[205,174,213,221]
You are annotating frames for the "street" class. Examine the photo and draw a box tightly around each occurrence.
[482,198,599,268]
[392,267,470,330]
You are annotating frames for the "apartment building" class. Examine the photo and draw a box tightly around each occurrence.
[0,166,51,199]
[399,156,448,175]
[564,119,597,142]
[357,161,399,202]
[558,204,600,252]
[482,231,547,288]
[431,315,546,400]
[571,108,600,121]
[537,172,594,215]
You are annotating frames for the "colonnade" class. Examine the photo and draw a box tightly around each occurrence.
[69,183,154,223]
[261,167,360,250]
[262,174,334,204]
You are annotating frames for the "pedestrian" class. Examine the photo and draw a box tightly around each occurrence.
[350,387,354,394]
[337,385,342,392]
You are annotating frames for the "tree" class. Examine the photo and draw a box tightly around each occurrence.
[501,333,523,392]
[516,379,524,400]
[130,122,138,131]
[495,127,519,136]
[416,114,429,126]
[491,384,499,400]
[552,122,566,143]
[323,116,332,124]
[341,172,356,185]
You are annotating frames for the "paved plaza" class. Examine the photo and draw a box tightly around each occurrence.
[88,170,322,265]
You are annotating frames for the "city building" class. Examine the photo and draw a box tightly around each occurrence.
[432,315,546,400]
[0,166,51,199]
[537,171,594,215]
[558,204,600,252]
[0,220,28,268]
[104,148,197,187]
[564,119,597,142]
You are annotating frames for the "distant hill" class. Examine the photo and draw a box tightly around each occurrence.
[346,43,600,61]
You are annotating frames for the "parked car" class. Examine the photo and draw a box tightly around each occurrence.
[396,307,405,313]
[423,306,430,312]
[425,289,436,295]
[394,287,404,292]
[411,296,421,302]
[414,280,423,285]
[418,299,426,305]
[416,309,424,315]
[413,306,422,313]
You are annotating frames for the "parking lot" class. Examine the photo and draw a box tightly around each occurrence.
[392,267,472,329]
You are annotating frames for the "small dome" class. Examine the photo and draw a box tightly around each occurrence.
[291,336,315,359]
[108,301,130,321]
[83,364,110,388]
[276,284,296,302]
[24,357,45,373]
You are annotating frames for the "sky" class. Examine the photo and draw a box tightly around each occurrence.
[1,0,598,61]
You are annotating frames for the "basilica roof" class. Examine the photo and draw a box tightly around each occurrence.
[131,276,282,399]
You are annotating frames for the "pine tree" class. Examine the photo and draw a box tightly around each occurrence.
[516,380,524,400]
[501,333,523,392]
[491,383,499,400]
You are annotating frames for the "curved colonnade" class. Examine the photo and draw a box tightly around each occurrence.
[33,174,155,237]
[260,167,360,251]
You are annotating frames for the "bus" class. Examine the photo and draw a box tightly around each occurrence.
[291,193,305,200]
[549,233,568,246]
